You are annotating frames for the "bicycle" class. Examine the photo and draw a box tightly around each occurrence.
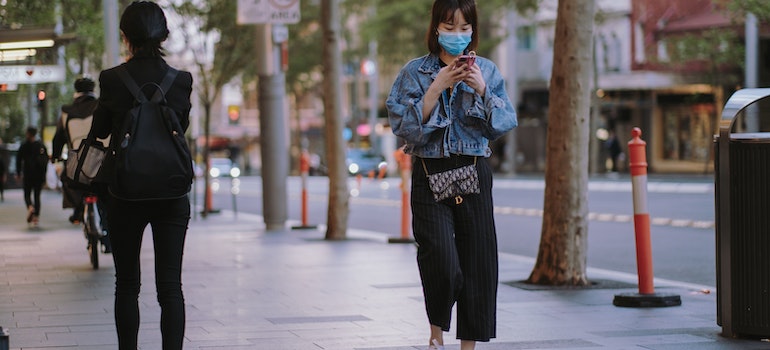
[81,192,109,269]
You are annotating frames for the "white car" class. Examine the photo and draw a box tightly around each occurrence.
[209,158,241,178]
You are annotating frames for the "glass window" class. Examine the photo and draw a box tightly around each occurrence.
[516,26,535,51]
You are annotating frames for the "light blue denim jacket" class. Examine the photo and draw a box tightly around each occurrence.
[386,53,517,158]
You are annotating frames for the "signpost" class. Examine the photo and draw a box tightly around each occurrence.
[0,65,65,84]
[237,0,300,25]
[236,0,299,230]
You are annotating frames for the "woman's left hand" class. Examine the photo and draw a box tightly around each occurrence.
[462,64,486,97]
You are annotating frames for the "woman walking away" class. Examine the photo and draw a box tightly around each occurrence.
[88,2,193,349]
[385,0,517,349]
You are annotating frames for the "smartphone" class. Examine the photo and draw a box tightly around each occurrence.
[457,51,476,67]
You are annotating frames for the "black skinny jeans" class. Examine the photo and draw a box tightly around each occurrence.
[108,195,190,350]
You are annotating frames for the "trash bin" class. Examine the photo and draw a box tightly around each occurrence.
[0,327,8,350]
[716,88,770,338]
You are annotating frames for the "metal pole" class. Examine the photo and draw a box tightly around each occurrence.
[590,33,601,174]
[257,24,288,231]
[502,10,518,175]
[744,13,759,132]
[367,11,379,152]
[103,0,121,68]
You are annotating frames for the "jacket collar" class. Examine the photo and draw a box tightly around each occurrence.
[417,54,443,76]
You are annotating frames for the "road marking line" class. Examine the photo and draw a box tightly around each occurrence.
[342,195,716,230]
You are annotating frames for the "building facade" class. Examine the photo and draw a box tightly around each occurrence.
[508,0,767,174]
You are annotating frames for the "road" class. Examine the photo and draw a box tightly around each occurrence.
[201,174,717,288]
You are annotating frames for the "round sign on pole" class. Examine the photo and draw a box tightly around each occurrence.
[238,0,300,24]
[269,0,298,9]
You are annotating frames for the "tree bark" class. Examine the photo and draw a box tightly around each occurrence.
[528,0,596,286]
[321,0,349,240]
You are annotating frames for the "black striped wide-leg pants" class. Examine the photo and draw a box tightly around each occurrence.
[411,155,498,341]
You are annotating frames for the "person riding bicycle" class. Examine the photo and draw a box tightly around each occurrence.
[52,77,111,252]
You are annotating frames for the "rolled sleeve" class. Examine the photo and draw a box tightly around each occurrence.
[387,69,447,147]
[478,64,518,141]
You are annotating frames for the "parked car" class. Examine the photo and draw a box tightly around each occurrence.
[345,149,386,176]
[209,157,240,178]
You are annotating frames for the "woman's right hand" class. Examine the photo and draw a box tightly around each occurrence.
[422,59,472,122]
[433,60,472,91]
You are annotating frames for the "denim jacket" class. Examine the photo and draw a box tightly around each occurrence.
[386,53,517,158]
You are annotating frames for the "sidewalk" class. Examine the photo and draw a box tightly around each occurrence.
[0,188,764,349]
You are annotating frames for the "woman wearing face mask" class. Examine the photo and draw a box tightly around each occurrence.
[386,0,517,349]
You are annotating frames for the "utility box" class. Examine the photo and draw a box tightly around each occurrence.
[716,88,770,338]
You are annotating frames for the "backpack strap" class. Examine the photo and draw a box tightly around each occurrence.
[116,66,146,103]
[156,68,178,102]
[115,65,178,103]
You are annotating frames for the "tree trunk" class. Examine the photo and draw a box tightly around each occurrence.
[321,0,349,240]
[528,0,596,286]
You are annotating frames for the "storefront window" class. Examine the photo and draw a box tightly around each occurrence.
[662,104,714,162]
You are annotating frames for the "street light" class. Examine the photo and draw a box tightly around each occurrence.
[0,39,54,50]
[0,48,37,62]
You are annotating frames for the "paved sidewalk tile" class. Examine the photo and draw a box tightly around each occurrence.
[0,188,767,349]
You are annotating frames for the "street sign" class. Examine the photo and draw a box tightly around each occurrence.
[238,0,300,25]
[0,65,65,84]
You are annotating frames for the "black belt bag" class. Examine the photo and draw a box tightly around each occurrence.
[421,156,480,204]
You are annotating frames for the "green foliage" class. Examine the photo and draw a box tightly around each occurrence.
[0,0,107,142]
[718,0,770,22]
[176,0,325,98]
[61,0,106,73]
[0,89,29,144]
[286,0,323,94]
[0,1,55,28]
[170,0,257,106]
[667,29,744,68]
[202,0,258,89]
[350,0,533,66]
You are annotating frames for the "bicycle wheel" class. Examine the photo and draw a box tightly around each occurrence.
[87,233,99,269]
[85,203,100,269]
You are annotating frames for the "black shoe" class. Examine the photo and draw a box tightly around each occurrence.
[69,215,81,225]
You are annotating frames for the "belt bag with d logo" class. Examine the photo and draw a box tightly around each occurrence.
[422,157,480,204]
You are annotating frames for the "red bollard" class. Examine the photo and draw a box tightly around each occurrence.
[628,127,654,295]
[388,147,414,244]
[292,150,317,230]
[613,127,680,308]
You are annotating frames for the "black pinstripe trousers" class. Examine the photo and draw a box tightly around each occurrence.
[411,155,498,341]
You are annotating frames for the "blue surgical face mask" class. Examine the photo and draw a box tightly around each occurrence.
[437,30,472,56]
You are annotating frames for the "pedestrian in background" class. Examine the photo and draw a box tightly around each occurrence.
[52,77,99,224]
[16,127,48,226]
[385,0,517,349]
[88,1,193,349]
[605,130,623,173]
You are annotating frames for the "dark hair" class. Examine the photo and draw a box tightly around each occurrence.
[26,126,37,137]
[74,77,95,92]
[120,1,169,57]
[426,0,479,55]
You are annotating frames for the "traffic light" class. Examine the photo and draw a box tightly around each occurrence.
[228,105,240,125]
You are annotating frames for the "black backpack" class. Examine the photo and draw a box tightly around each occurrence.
[110,66,193,201]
